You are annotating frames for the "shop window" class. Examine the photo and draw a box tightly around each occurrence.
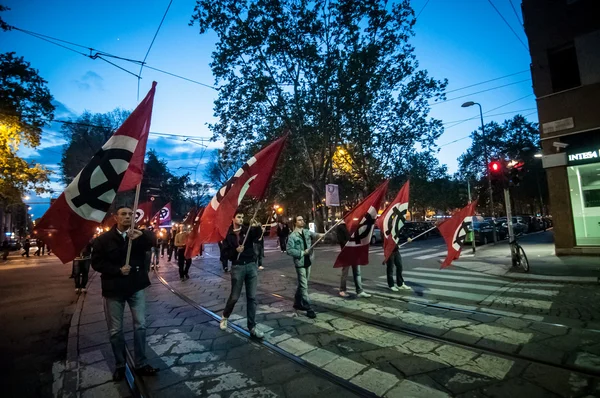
[568,164,600,246]
[548,44,581,92]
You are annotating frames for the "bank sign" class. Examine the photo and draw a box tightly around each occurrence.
[567,148,600,165]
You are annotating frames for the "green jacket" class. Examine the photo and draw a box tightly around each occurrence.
[286,229,317,268]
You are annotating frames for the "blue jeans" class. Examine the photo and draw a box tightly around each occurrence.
[294,266,312,310]
[104,289,147,368]
[340,265,363,294]
[223,262,258,330]
[151,247,159,266]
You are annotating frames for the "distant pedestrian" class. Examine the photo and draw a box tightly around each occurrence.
[286,216,324,319]
[34,238,45,256]
[91,205,159,382]
[219,210,264,338]
[150,230,160,270]
[74,240,92,294]
[336,222,371,299]
[21,237,30,258]
[385,247,411,292]
[277,222,290,252]
[254,220,265,270]
[167,229,177,262]
[175,225,191,281]
[2,239,9,261]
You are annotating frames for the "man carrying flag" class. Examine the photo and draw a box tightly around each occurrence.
[335,181,388,298]
[438,201,478,268]
[376,181,412,292]
[34,83,159,381]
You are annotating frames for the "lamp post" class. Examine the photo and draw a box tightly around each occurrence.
[462,101,497,243]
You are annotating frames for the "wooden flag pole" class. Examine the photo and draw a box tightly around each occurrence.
[398,226,437,248]
[307,218,344,251]
[236,204,261,260]
[124,183,142,267]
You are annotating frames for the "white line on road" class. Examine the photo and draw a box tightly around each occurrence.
[413,250,447,260]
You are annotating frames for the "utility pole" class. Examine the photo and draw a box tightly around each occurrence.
[467,179,476,253]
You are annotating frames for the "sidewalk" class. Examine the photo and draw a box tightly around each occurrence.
[454,231,600,284]
[56,271,358,398]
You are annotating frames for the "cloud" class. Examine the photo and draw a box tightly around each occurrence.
[51,100,77,119]
[74,71,104,91]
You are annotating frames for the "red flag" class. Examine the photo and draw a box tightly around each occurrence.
[185,207,204,258]
[198,134,288,243]
[182,207,197,226]
[376,181,410,262]
[150,202,171,227]
[334,181,388,268]
[267,209,278,237]
[135,201,153,226]
[438,201,478,268]
[33,82,157,263]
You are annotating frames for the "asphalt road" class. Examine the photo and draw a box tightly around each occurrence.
[0,253,76,398]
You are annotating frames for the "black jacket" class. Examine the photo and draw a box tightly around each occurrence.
[222,225,261,265]
[92,226,155,298]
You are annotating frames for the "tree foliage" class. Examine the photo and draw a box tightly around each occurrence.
[0,51,54,203]
[60,109,130,185]
[191,0,446,229]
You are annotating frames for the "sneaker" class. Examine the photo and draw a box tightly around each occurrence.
[135,364,159,376]
[82,288,87,294]
[75,288,80,294]
[250,327,264,339]
[357,292,372,298]
[185,275,190,280]
[112,367,126,382]
[219,317,228,330]
[399,284,412,290]
[293,304,310,311]
[258,265,264,270]
[339,291,349,298]
[180,278,185,282]
[223,268,229,273]
[306,310,317,319]
[151,265,154,270]
[389,286,400,292]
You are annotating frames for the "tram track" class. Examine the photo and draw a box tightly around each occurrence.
[173,260,600,378]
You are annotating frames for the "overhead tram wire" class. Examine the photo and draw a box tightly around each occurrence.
[508,0,523,26]
[441,107,536,125]
[10,25,216,91]
[444,70,529,94]
[486,0,529,52]
[137,0,174,101]
[438,110,538,147]
[430,78,531,106]
[415,0,431,19]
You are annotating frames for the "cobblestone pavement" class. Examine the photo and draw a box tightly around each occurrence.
[58,272,359,398]
[151,251,600,397]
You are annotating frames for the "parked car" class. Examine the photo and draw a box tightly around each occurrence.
[5,238,22,251]
[371,226,383,245]
[496,217,528,235]
[471,221,507,245]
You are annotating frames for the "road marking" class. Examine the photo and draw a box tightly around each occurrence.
[414,250,447,260]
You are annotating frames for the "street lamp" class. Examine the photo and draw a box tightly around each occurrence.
[461,101,497,243]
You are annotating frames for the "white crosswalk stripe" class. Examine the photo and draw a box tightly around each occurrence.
[413,250,447,260]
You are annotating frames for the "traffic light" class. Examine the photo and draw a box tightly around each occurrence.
[489,161,503,174]
[508,160,525,186]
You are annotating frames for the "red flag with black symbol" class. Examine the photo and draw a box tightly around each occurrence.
[268,209,279,237]
[150,202,171,227]
[185,207,204,259]
[135,201,153,226]
[33,82,157,263]
[376,181,410,262]
[438,201,478,269]
[334,181,388,268]
[198,134,288,243]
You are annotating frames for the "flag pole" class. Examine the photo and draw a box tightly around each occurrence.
[398,226,437,248]
[307,218,344,251]
[236,204,261,260]
[124,183,142,267]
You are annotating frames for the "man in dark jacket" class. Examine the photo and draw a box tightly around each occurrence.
[219,209,264,338]
[92,206,159,382]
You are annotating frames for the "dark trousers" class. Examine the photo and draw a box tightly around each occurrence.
[279,236,288,251]
[223,262,258,330]
[386,250,404,287]
[21,247,30,257]
[177,248,191,278]
[253,242,264,266]
[34,245,45,256]
[167,245,174,261]
[74,259,90,289]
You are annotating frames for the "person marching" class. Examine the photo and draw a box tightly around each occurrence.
[286,216,324,319]
[336,221,372,298]
[174,225,191,281]
[219,209,264,338]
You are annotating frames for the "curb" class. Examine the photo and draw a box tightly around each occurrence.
[452,262,600,284]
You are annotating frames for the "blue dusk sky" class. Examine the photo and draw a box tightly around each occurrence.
[1,0,536,218]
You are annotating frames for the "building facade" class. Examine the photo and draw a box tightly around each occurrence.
[523,0,600,255]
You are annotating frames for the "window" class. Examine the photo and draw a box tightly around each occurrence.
[568,164,600,246]
[548,44,581,92]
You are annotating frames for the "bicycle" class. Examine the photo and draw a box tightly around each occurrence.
[509,233,529,272]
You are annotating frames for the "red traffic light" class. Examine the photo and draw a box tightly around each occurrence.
[489,161,502,172]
